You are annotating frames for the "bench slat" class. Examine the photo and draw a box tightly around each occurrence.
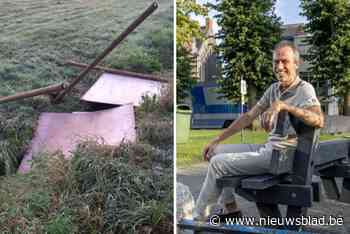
[315,140,350,167]
[236,184,313,207]
[241,175,284,190]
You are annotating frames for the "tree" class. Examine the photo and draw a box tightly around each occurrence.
[176,0,207,46]
[212,0,282,107]
[176,0,207,103]
[177,46,195,102]
[300,0,350,115]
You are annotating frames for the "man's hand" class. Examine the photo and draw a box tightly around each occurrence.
[201,104,265,161]
[202,138,219,161]
[261,100,324,131]
[261,101,287,132]
[270,100,287,113]
[261,110,277,132]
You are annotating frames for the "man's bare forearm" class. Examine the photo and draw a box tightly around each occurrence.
[285,105,324,128]
[214,113,254,143]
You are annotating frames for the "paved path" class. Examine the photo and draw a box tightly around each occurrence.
[177,163,350,234]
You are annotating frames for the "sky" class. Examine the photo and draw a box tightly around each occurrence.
[192,0,307,33]
[275,0,307,24]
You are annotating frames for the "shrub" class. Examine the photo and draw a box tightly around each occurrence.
[137,94,162,116]
[137,117,173,149]
[159,78,174,114]
[142,27,173,70]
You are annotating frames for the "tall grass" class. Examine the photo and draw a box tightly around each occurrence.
[0,0,173,176]
[0,0,173,232]
[0,79,173,233]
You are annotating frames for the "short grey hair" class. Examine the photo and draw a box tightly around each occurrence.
[273,40,300,64]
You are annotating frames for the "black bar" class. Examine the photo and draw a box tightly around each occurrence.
[318,162,350,178]
[241,175,285,190]
[236,184,313,207]
[314,140,350,166]
[320,176,340,200]
[339,178,350,203]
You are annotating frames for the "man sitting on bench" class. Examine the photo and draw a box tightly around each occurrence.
[193,40,325,221]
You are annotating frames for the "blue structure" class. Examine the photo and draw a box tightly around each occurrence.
[191,82,247,129]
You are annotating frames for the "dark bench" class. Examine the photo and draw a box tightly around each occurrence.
[217,111,350,231]
[178,112,350,233]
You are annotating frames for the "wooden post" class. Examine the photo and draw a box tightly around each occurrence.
[0,83,65,104]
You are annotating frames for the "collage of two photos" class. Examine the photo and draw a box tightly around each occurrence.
[0,0,173,233]
[0,0,350,233]
[176,0,350,234]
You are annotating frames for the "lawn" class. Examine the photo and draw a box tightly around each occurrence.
[0,0,173,175]
[176,129,346,167]
[0,0,173,233]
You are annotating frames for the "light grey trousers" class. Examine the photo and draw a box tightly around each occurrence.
[194,143,274,219]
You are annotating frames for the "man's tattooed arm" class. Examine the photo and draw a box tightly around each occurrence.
[285,105,324,128]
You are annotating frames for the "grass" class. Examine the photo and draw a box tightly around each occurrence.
[0,0,173,232]
[176,129,347,167]
[0,0,173,174]
[0,92,173,233]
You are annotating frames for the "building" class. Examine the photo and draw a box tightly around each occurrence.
[190,18,221,83]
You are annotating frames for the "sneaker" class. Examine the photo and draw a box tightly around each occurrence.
[217,210,243,220]
[206,210,243,224]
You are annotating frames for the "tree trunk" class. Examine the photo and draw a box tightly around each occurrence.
[344,91,350,116]
[247,83,257,110]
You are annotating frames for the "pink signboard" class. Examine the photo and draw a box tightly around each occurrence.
[81,72,164,106]
[18,105,136,173]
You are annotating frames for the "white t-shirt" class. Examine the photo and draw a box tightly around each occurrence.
[257,76,321,144]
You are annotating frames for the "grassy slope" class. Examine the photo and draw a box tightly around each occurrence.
[0,0,172,93]
[0,0,173,175]
[0,1,173,233]
[177,129,346,167]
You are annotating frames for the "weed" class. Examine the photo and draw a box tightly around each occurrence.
[71,141,173,233]
[137,116,173,149]
[25,191,51,217]
[159,79,174,113]
[45,210,74,234]
[137,94,162,117]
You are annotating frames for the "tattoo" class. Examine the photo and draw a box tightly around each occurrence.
[248,104,265,120]
[286,105,324,128]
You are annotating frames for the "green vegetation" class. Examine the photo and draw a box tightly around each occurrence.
[177,129,345,167]
[300,0,350,114]
[0,93,173,233]
[0,0,173,233]
[176,0,207,46]
[211,0,282,106]
[176,0,207,102]
[0,0,173,174]
[176,46,196,102]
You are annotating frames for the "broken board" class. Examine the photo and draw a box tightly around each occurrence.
[81,72,164,106]
[18,104,136,173]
